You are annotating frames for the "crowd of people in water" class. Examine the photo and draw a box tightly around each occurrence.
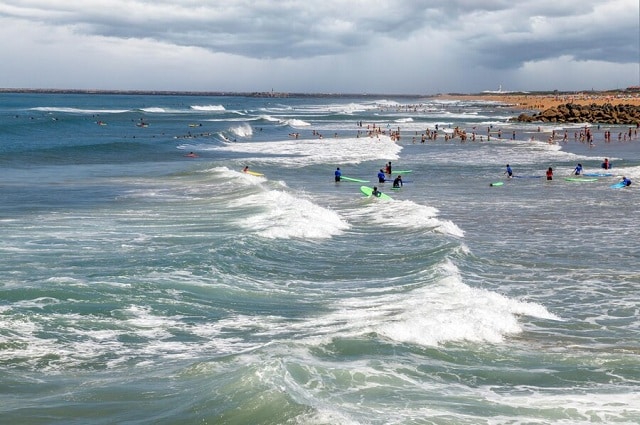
[314,117,640,149]
[178,106,636,191]
[503,158,631,186]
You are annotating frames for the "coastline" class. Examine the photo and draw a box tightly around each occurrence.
[433,92,640,110]
[3,88,640,107]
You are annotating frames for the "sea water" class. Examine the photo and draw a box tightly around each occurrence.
[0,92,639,424]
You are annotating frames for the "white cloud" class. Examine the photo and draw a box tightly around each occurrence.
[0,0,637,92]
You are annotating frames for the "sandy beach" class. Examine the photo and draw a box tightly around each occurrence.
[435,91,640,110]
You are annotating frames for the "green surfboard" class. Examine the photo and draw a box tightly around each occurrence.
[340,176,369,183]
[360,186,392,200]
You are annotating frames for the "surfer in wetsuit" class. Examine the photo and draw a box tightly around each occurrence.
[377,169,386,183]
[573,163,582,175]
[334,167,342,182]
[393,175,403,188]
[602,158,610,169]
[622,176,632,186]
[372,186,382,197]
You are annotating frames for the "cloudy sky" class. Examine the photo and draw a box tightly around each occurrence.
[0,0,638,94]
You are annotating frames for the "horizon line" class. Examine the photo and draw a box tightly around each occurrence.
[0,87,637,97]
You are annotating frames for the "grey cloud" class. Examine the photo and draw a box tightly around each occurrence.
[0,0,636,92]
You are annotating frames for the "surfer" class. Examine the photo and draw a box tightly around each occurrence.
[385,162,392,175]
[546,167,553,180]
[372,186,382,197]
[622,176,632,187]
[185,152,198,158]
[505,164,513,178]
[242,166,249,173]
[602,158,610,169]
[393,175,403,188]
[572,163,583,175]
[334,167,342,182]
[377,169,386,183]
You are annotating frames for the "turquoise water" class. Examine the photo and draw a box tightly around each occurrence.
[0,93,639,424]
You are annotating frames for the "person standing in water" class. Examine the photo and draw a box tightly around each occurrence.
[572,163,583,175]
[546,167,553,180]
[377,169,386,183]
[505,164,513,178]
[334,167,342,182]
[393,175,403,188]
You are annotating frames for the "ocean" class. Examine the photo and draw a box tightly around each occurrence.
[0,92,638,424]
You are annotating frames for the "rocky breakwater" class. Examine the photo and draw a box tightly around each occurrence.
[513,103,640,125]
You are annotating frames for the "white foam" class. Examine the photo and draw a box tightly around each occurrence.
[30,107,129,114]
[285,118,311,127]
[230,123,253,138]
[190,104,226,111]
[308,260,559,348]
[230,190,350,239]
[347,199,464,237]
[211,135,402,167]
[375,261,560,346]
[482,387,640,423]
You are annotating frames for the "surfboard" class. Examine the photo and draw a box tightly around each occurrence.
[340,176,369,183]
[392,170,412,174]
[360,186,392,200]
[513,175,542,178]
[564,177,597,182]
[583,173,613,177]
[245,170,264,177]
[490,182,504,187]
[610,181,626,189]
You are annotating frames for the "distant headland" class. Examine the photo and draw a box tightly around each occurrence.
[0,88,416,98]
[1,88,639,106]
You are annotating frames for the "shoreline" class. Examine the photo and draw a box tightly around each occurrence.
[433,92,640,110]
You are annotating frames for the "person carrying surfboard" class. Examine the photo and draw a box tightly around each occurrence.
[334,167,342,182]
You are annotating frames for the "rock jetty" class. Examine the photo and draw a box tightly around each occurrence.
[513,103,640,125]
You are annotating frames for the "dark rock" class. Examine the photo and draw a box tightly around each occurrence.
[512,103,640,124]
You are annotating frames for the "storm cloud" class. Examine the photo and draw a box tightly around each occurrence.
[0,0,637,93]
